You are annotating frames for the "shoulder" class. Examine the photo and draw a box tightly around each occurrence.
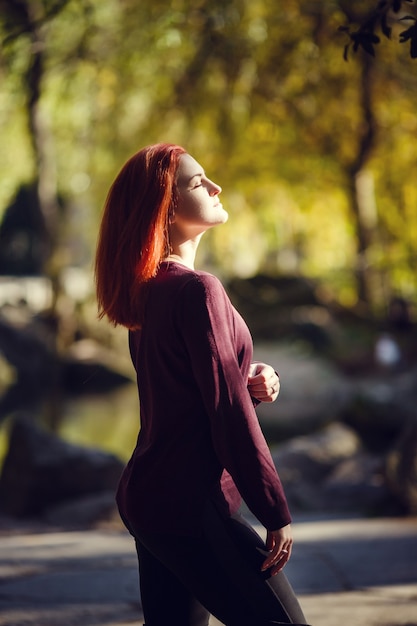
[182,269,228,302]
[156,263,230,310]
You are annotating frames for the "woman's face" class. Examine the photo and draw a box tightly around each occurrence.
[172,154,228,235]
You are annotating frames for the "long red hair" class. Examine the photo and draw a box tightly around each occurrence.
[95,143,187,329]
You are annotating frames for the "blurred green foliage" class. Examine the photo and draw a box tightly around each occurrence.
[0,0,416,314]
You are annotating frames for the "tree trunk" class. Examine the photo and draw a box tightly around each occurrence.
[25,1,60,278]
[345,52,378,308]
[24,1,65,430]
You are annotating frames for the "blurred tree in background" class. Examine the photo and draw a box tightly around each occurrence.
[1,1,417,517]
[0,0,416,316]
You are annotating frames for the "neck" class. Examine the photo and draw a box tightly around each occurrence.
[166,235,202,270]
[165,253,193,269]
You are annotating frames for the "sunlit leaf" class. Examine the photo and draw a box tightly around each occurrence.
[399,21,417,57]
[380,14,392,38]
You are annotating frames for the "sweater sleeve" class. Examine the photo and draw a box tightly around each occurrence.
[177,273,291,530]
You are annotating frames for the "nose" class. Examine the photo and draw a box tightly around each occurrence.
[208,179,222,196]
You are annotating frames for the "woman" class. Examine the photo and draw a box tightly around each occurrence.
[95,143,310,626]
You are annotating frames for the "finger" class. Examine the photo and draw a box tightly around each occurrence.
[272,544,292,573]
[265,546,292,575]
[250,373,276,386]
[261,386,280,402]
[247,375,268,388]
[261,551,279,571]
[261,546,283,572]
[266,388,279,402]
[261,537,276,571]
[261,540,292,572]
[265,532,275,551]
[270,551,290,575]
[254,393,278,404]
[248,380,278,395]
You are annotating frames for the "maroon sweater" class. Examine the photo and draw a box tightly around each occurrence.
[116,261,291,536]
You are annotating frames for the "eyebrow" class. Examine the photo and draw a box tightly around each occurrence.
[189,171,204,182]
[177,170,205,186]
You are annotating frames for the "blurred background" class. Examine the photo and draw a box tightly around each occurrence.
[0,0,416,529]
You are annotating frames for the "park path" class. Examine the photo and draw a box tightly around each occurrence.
[0,515,416,626]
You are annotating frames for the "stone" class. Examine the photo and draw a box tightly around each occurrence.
[227,274,334,349]
[0,414,124,517]
[0,311,58,419]
[62,339,133,395]
[43,491,122,529]
[254,343,353,440]
[322,452,388,513]
[272,422,387,513]
[386,419,417,514]
[342,366,417,453]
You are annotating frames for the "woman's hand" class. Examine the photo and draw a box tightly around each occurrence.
[261,524,293,575]
[248,362,280,403]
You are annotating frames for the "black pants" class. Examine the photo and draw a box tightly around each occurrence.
[125,502,309,626]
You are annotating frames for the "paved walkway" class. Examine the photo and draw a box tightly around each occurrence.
[0,515,416,626]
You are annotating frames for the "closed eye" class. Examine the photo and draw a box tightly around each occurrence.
[189,171,205,189]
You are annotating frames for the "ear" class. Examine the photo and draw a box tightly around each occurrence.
[168,204,176,224]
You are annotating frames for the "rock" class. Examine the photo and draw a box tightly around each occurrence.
[322,453,388,513]
[43,491,121,529]
[253,343,353,440]
[386,419,417,514]
[0,310,133,424]
[342,367,417,452]
[271,422,386,514]
[62,339,133,395]
[0,184,50,276]
[227,274,332,347]
[0,311,58,419]
[0,414,124,517]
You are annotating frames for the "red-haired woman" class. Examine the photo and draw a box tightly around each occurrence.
[95,144,309,626]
